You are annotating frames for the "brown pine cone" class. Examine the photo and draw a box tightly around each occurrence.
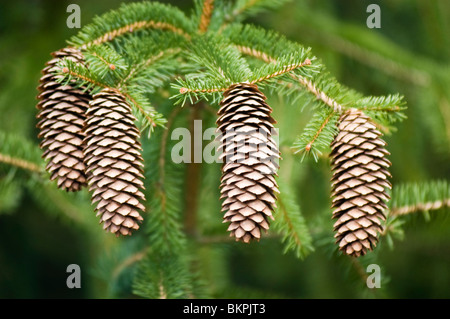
[36,47,90,191]
[330,108,391,257]
[83,88,145,236]
[217,83,280,243]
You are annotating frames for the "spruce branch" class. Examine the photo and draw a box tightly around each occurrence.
[391,199,450,216]
[382,180,450,250]
[120,48,181,89]
[227,24,348,112]
[389,180,450,217]
[198,0,215,33]
[132,251,195,299]
[83,44,129,84]
[0,131,43,173]
[144,106,188,253]
[171,35,253,105]
[58,58,166,134]
[354,94,407,133]
[249,58,312,85]
[272,178,314,259]
[172,79,227,107]
[234,45,275,63]
[0,153,42,173]
[78,20,192,50]
[224,0,291,25]
[292,74,344,113]
[292,109,339,161]
[58,59,105,91]
[69,2,194,49]
[173,40,316,105]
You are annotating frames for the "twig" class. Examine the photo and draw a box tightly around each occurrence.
[179,86,227,95]
[235,44,344,112]
[249,59,312,84]
[234,45,276,64]
[198,0,215,33]
[276,193,303,250]
[293,74,343,113]
[0,153,41,173]
[120,48,181,88]
[390,199,450,216]
[63,68,159,129]
[79,20,191,50]
[304,111,335,152]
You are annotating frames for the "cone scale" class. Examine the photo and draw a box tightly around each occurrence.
[36,47,90,192]
[83,88,145,236]
[217,83,280,243]
[330,108,391,257]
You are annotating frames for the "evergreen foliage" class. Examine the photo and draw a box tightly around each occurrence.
[0,0,449,299]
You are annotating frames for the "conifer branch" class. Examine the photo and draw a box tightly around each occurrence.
[120,48,181,88]
[89,51,117,70]
[0,132,44,174]
[198,0,215,33]
[232,0,261,18]
[234,45,276,63]
[292,109,339,161]
[178,86,228,97]
[79,20,191,50]
[389,180,450,217]
[303,110,336,153]
[61,67,160,130]
[249,58,312,84]
[121,91,159,129]
[224,0,291,25]
[68,2,194,52]
[235,45,344,112]
[276,197,304,254]
[272,179,314,258]
[390,199,450,216]
[62,66,105,89]
[293,75,343,113]
[0,153,42,173]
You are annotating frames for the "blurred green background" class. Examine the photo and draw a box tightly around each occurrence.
[0,0,449,298]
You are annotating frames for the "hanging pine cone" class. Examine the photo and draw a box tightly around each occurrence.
[36,47,90,192]
[217,83,280,243]
[330,108,391,257]
[83,88,145,236]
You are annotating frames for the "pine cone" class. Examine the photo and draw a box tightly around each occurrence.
[217,83,280,243]
[84,88,145,236]
[36,47,90,192]
[330,108,391,257]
